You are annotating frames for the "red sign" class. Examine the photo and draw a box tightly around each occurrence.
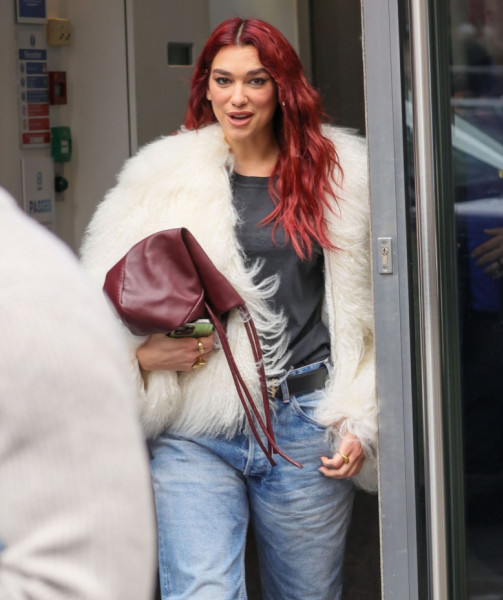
[28,117,50,130]
[22,131,50,145]
[28,103,49,116]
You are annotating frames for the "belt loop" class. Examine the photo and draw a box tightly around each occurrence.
[322,357,332,376]
[280,379,290,403]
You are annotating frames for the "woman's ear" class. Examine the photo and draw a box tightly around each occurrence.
[206,89,212,101]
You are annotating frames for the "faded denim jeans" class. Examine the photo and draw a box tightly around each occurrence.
[149,361,355,600]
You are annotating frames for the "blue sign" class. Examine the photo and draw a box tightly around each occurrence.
[27,90,49,103]
[25,62,46,75]
[27,76,47,89]
[19,49,47,61]
[16,0,46,24]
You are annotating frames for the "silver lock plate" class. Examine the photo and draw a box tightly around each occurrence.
[378,237,393,274]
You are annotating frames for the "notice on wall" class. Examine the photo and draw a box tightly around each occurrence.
[16,0,47,24]
[22,157,56,231]
[16,29,50,148]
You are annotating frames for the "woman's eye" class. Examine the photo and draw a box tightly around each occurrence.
[249,77,267,86]
[215,77,231,86]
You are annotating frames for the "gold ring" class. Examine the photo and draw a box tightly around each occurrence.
[192,356,206,370]
[197,339,205,354]
[340,453,350,464]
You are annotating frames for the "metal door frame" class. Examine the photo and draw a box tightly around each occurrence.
[363,0,467,597]
[362,1,423,598]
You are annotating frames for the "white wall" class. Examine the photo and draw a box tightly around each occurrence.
[65,0,130,250]
[0,0,130,251]
[131,0,211,148]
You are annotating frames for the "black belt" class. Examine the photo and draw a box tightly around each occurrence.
[270,364,329,399]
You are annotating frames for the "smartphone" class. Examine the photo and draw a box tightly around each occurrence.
[168,319,214,338]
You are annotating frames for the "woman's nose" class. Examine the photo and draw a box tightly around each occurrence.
[231,84,247,106]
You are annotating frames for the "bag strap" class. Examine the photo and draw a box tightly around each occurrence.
[205,303,302,469]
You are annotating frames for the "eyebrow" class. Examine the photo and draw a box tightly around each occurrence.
[211,67,269,77]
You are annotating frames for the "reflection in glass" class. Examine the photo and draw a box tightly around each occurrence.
[403,0,503,596]
[451,0,503,597]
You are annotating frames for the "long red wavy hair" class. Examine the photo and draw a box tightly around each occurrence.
[185,17,342,259]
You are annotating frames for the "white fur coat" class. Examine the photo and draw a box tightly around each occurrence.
[80,123,378,491]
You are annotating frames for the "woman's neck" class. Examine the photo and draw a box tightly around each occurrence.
[229,138,279,177]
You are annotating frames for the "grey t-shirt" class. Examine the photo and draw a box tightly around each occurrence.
[231,173,331,369]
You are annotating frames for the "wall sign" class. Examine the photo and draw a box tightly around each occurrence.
[16,0,47,24]
[16,29,50,147]
[22,157,56,231]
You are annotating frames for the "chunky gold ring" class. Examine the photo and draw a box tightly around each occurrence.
[197,339,205,354]
[340,453,350,464]
[192,356,206,370]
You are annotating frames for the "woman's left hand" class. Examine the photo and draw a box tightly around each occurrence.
[319,431,365,479]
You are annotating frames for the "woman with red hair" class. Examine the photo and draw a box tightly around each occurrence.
[81,17,377,600]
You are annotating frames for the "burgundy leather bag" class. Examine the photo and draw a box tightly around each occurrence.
[103,228,301,468]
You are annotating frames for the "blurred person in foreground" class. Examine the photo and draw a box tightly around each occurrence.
[0,186,156,600]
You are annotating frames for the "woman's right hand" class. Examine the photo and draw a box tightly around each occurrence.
[136,332,215,372]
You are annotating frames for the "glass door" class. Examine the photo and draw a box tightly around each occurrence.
[407,0,503,596]
[365,0,503,598]
[448,0,503,597]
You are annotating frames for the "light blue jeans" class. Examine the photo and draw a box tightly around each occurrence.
[149,361,355,600]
